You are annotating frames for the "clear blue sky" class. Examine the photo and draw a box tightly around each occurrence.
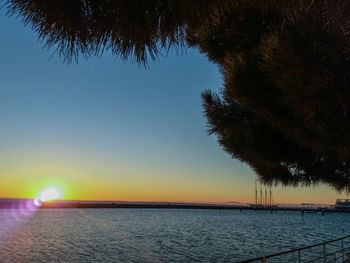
[0,10,346,204]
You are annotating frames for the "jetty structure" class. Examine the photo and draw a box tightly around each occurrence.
[335,199,350,211]
[0,197,347,216]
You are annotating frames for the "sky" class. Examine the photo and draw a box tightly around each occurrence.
[0,10,348,205]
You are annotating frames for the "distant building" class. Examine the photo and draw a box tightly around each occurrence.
[335,199,350,210]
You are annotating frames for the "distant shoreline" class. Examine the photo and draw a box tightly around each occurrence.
[0,199,343,212]
[37,203,350,214]
[0,200,346,213]
[39,202,246,210]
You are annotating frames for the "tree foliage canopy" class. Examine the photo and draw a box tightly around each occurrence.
[5,0,350,191]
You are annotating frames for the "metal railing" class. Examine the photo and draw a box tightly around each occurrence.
[238,234,350,263]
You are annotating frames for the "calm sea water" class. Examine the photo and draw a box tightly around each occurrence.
[0,208,349,263]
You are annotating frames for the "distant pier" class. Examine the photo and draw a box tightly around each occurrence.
[0,199,348,215]
[28,202,350,214]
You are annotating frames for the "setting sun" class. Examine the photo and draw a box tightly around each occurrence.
[37,187,62,202]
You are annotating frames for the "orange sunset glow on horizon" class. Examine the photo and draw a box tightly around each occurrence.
[0,165,347,205]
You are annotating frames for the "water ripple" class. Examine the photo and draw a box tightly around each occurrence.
[0,209,349,262]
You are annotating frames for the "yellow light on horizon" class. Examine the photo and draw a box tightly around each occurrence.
[37,187,62,202]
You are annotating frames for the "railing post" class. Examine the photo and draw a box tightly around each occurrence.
[237,235,350,263]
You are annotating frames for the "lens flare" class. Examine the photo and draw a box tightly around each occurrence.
[37,187,61,202]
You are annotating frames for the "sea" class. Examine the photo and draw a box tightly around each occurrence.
[0,208,350,263]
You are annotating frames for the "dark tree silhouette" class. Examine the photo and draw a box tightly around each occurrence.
[196,1,350,192]
[5,0,225,64]
[5,0,350,191]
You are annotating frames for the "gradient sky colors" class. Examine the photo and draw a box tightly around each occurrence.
[0,11,348,205]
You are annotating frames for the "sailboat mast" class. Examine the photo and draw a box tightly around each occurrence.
[255,180,258,206]
[271,188,273,206]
